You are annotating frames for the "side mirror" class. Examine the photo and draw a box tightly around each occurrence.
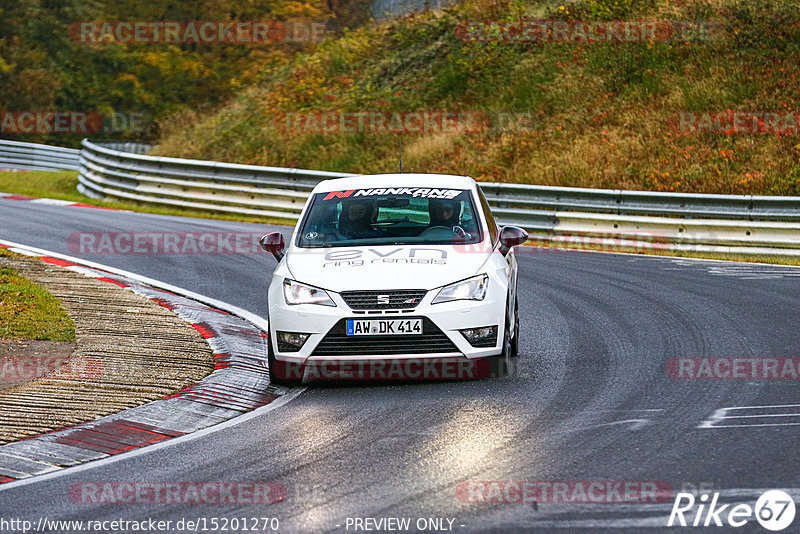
[260,232,286,261]
[497,226,528,256]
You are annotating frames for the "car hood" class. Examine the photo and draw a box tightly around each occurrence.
[285,244,492,292]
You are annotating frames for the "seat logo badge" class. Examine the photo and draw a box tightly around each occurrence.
[377,295,390,304]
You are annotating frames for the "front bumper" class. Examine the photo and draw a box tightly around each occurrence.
[268,278,506,364]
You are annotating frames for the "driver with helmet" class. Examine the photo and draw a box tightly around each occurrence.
[428,198,461,228]
[339,199,377,239]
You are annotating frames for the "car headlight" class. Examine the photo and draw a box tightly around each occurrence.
[432,274,488,304]
[283,279,336,306]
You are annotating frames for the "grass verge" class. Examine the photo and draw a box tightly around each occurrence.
[0,248,76,341]
[153,0,800,196]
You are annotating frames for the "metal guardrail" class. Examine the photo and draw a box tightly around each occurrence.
[0,139,80,172]
[484,185,800,254]
[2,139,800,256]
[94,141,152,154]
[77,139,352,219]
[481,183,800,222]
[76,140,800,255]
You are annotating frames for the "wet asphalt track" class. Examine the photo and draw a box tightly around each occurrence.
[0,198,798,533]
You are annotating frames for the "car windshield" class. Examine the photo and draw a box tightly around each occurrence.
[296,187,482,247]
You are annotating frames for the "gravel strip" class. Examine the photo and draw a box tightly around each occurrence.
[0,254,214,445]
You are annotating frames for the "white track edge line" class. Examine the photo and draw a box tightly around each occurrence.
[0,387,305,492]
[0,238,306,491]
[520,243,800,269]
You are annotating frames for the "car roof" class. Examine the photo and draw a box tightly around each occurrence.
[312,173,477,193]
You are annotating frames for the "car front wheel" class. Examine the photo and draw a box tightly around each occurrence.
[486,302,513,377]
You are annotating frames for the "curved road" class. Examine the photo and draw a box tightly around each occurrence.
[0,198,798,532]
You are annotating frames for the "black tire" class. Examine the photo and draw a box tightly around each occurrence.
[487,304,512,377]
[510,297,520,358]
[268,336,304,387]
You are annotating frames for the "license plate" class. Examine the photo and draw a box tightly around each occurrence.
[346,318,423,336]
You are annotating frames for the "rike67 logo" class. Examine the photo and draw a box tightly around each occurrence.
[668,490,796,531]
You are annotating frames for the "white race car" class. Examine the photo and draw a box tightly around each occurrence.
[260,173,528,386]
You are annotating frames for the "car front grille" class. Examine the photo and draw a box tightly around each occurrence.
[340,289,427,310]
[311,318,460,356]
